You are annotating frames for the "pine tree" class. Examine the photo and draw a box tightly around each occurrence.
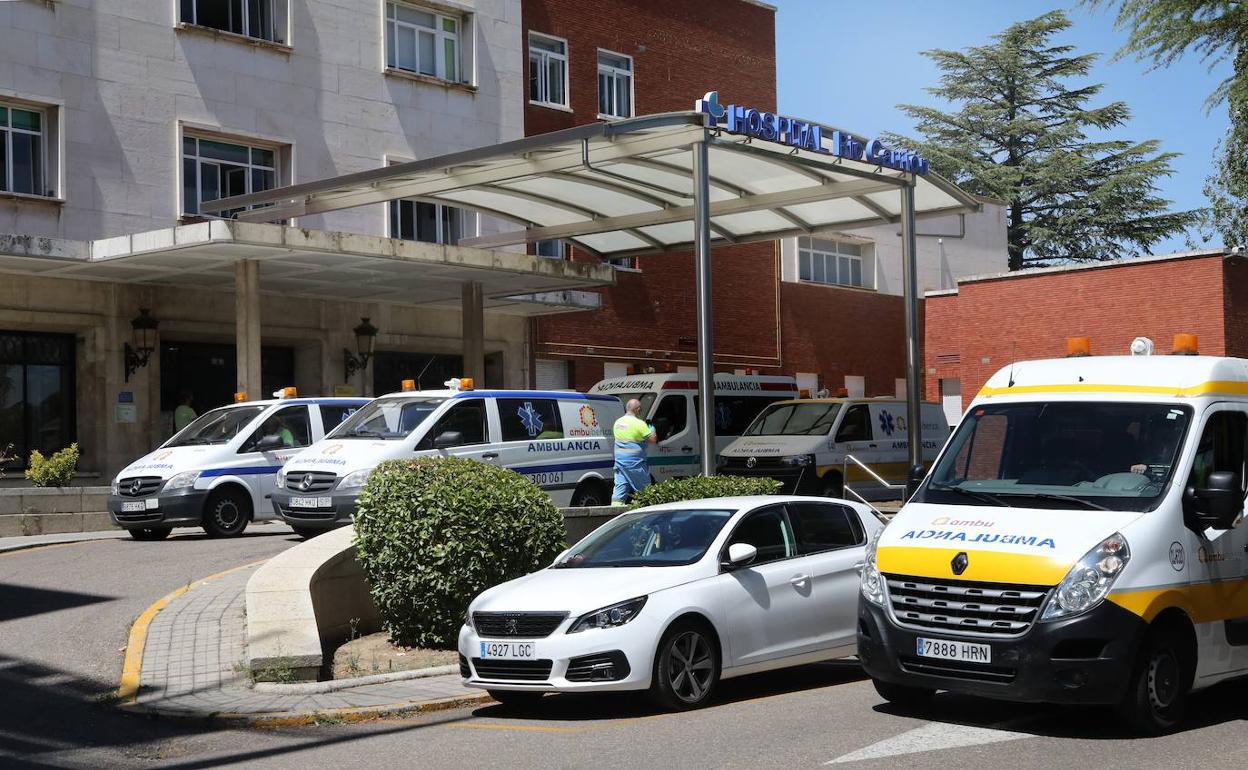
[886,11,1197,270]
[1089,0,1247,248]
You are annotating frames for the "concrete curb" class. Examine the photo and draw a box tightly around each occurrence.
[252,664,459,694]
[118,691,493,727]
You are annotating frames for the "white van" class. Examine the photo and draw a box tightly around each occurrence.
[107,394,368,540]
[272,383,623,534]
[588,373,798,482]
[859,349,1248,734]
[718,398,950,500]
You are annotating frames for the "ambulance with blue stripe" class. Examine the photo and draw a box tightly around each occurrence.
[272,380,623,534]
[858,338,1248,734]
[108,390,368,541]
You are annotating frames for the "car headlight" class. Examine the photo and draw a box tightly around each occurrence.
[163,471,200,491]
[859,531,887,607]
[567,596,647,633]
[276,469,287,488]
[110,479,120,495]
[1040,533,1130,621]
[782,454,815,466]
[338,469,372,490]
[465,608,475,630]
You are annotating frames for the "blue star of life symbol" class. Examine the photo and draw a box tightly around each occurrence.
[878,411,895,436]
[518,401,544,437]
[695,91,725,127]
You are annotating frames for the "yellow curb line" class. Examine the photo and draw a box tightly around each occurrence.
[116,559,268,704]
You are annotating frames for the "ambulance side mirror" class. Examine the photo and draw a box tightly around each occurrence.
[1186,470,1243,530]
[432,431,464,449]
[256,434,285,452]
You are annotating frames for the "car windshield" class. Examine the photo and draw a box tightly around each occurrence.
[745,402,841,436]
[554,508,735,568]
[166,406,266,447]
[328,398,445,440]
[917,401,1193,512]
[607,392,656,417]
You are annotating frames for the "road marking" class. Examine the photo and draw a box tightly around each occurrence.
[0,541,88,557]
[449,722,587,734]
[826,720,1035,764]
[115,559,268,703]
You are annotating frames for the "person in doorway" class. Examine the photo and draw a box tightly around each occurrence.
[612,398,656,505]
[173,390,197,432]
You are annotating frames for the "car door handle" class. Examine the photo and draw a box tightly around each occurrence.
[681,446,693,453]
[790,574,811,587]
[481,452,499,460]
[867,444,878,449]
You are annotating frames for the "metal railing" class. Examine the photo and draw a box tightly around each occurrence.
[841,453,906,519]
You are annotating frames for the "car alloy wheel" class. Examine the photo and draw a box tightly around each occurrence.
[202,488,250,538]
[667,630,714,704]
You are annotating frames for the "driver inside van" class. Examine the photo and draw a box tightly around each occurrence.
[261,416,295,448]
[1130,415,1185,477]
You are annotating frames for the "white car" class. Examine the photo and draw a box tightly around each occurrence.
[458,495,884,710]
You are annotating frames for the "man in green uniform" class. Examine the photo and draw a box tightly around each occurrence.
[612,398,656,504]
[174,390,197,432]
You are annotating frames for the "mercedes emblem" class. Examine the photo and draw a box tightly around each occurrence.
[129,478,143,495]
[299,474,314,491]
[951,552,969,576]
[746,456,757,469]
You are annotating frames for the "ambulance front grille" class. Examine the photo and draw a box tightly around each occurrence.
[884,574,1050,638]
[284,471,338,493]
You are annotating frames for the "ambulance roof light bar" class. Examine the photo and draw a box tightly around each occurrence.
[443,377,475,391]
[1065,337,1091,357]
[1172,333,1199,356]
[272,386,298,399]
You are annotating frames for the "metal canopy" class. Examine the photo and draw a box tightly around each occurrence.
[206,112,979,260]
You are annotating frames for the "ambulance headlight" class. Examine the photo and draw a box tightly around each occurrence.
[859,531,887,607]
[110,478,121,495]
[1041,533,1130,621]
[164,471,201,491]
[276,469,287,488]
[782,454,815,466]
[338,469,372,490]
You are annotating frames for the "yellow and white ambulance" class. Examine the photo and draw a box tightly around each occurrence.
[858,341,1248,734]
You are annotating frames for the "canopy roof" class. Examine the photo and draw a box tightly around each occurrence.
[209,112,980,259]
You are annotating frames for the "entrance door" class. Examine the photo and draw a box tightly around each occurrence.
[160,342,294,421]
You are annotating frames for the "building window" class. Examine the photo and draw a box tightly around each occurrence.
[597,50,633,119]
[534,239,565,259]
[386,2,461,82]
[179,0,286,43]
[528,33,568,108]
[0,103,49,197]
[182,135,279,218]
[798,237,867,288]
[389,199,463,245]
[607,256,638,270]
[0,331,75,470]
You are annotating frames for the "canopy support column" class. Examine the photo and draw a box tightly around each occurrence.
[235,259,261,400]
[462,281,485,386]
[692,138,716,477]
[900,182,923,494]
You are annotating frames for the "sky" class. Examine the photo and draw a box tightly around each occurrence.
[772,0,1234,256]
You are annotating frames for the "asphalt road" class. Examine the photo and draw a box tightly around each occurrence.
[5,528,1248,769]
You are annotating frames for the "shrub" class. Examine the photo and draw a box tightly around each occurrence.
[353,456,567,649]
[25,443,80,488]
[630,474,782,508]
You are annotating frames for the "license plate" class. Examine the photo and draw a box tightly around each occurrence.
[478,641,537,660]
[916,637,991,663]
[290,497,332,509]
[121,501,146,512]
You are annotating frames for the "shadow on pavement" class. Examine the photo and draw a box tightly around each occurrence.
[871,679,1248,739]
[0,584,114,623]
[470,659,868,722]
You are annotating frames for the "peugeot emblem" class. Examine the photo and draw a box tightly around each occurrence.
[129,478,143,495]
[505,618,519,635]
[299,473,314,491]
[951,552,969,576]
[746,456,757,469]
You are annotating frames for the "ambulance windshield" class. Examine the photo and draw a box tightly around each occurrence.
[167,405,266,447]
[745,402,842,436]
[329,398,445,440]
[920,401,1193,512]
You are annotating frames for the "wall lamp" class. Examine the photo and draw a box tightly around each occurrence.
[343,317,379,381]
[124,308,159,382]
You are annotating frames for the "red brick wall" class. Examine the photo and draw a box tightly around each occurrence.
[925,254,1232,408]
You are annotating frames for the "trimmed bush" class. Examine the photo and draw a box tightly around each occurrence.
[629,474,782,508]
[25,443,79,487]
[353,456,567,649]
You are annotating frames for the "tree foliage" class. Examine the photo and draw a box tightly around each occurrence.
[887,11,1198,270]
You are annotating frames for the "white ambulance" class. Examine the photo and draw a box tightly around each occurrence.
[107,391,368,540]
[858,340,1248,734]
[272,381,623,535]
[588,373,798,482]
[718,398,949,499]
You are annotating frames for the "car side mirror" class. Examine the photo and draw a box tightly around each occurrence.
[432,430,464,449]
[723,542,757,569]
[256,434,285,451]
[1186,470,1244,530]
[905,464,927,501]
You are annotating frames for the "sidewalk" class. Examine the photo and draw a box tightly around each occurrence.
[121,563,488,725]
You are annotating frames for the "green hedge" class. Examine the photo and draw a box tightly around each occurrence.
[629,474,782,508]
[353,457,566,649]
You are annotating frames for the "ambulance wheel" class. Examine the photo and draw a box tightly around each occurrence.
[571,480,610,507]
[202,488,251,538]
[820,474,845,499]
[1116,626,1190,735]
[872,678,935,708]
[129,526,171,541]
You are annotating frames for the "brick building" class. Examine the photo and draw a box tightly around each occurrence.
[924,249,1241,426]
[522,0,1007,397]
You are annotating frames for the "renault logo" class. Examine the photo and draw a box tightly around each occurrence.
[951,552,969,576]
[299,474,314,491]
[746,456,757,469]
[129,479,143,495]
